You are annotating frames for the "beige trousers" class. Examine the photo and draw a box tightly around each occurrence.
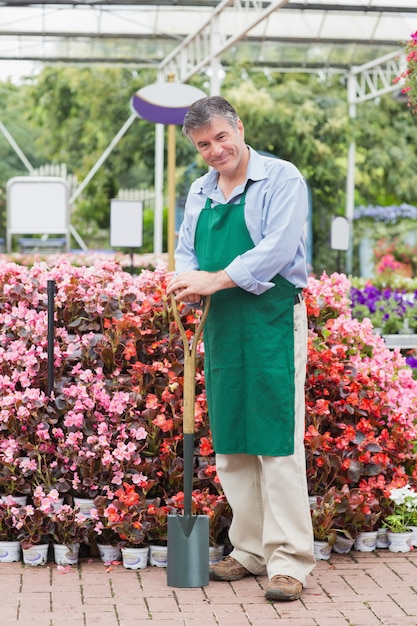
[215,300,316,585]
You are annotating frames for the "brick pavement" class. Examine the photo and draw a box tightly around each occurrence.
[1,550,417,625]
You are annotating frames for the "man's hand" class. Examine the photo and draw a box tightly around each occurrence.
[166,269,235,302]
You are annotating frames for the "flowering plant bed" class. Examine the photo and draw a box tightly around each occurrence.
[1,259,417,551]
[305,272,417,534]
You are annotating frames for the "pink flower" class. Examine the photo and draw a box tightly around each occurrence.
[130,427,147,441]
[64,411,85,428]
[146,394,159,409]
[112,442,137,462]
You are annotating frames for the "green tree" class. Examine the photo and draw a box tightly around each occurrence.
[22,67,159,244]
[0,80,43,239]
[355,95,417,205]
[223,73,348,272]
[2,64,416,273]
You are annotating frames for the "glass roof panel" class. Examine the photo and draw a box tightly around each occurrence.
[0,1,414,80]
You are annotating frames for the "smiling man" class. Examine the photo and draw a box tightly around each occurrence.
[166,96,315,601]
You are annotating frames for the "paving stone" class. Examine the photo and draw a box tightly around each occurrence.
[2,552,417,624]
[84,613,119,626]
[212,613,252,625]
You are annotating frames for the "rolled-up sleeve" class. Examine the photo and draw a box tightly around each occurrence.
[225,173,308,293]
[224,257,275,294]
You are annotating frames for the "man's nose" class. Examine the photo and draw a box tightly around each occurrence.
[211,142,223,156]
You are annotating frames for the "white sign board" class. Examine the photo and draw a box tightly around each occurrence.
[110,199,143,248]
[331,216,349,251]
[7,176,68,234]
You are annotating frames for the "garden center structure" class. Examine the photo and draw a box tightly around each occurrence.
[0,1,414,76]
[0,1,415,264]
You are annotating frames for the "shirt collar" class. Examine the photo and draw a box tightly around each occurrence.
[199,146,268,196]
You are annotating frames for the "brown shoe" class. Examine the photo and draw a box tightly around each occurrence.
[209,556,252,581]
[265,575,302,601]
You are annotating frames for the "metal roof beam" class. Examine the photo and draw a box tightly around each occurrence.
[0,0,219,5]
[1,1,416,10]
[288,2,417,13]
[158,0,291,82]
[348,49,405,104]
[0,31,403,47]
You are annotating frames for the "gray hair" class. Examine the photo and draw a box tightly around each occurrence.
[182,96,239,141]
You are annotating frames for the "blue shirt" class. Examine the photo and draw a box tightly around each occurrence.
[175,146,308,295]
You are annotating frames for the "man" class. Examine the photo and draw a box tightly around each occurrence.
[166,96,315,602]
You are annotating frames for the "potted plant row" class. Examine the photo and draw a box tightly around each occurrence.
[0,481,232,569]
[2,261,417,567]
[310,482,417,557]
[309,485,379,558]
[0,260,233,568]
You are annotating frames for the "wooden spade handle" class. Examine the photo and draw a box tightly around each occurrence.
[170,295,210,435]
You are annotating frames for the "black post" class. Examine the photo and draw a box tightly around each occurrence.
[47,280,55,396]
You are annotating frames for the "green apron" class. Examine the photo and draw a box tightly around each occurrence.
[194,192,300,456]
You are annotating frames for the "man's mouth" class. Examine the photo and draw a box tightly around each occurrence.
[213,154,229,165]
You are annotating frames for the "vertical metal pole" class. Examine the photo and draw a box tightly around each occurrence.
[47,280,55,396]
[346,72,357,275]
[167,74,176,271]
[210,13,222,96]
[154,123,164,255]
[167,123,176,272]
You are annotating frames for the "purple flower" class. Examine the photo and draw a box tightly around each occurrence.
[406,356,417,369]
[353,204,417,223]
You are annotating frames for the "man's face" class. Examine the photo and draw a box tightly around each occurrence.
[190,116,246,177]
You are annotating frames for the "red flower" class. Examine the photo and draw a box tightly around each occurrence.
[199,437,213,456]
[123,342,137,360]
[114,483,140,507]
[106,503,122,523]
[152,415,174,433]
